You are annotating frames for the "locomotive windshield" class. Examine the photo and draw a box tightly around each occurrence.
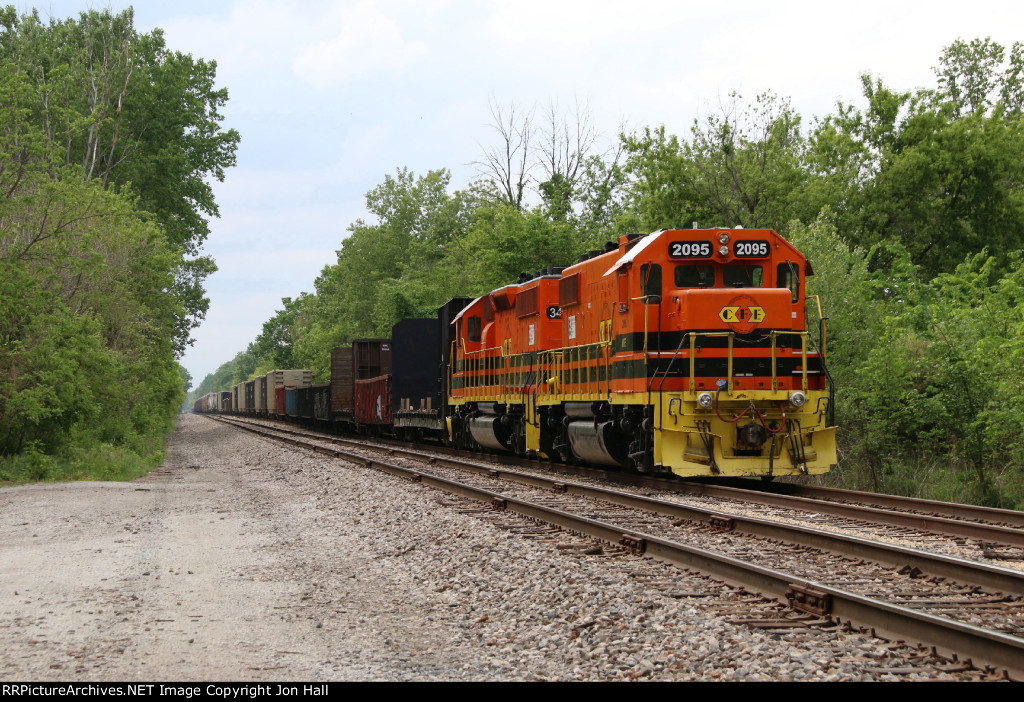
[723,264,763,287]
[674,264,714,288]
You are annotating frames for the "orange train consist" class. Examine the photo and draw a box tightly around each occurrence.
[447,227,836,478]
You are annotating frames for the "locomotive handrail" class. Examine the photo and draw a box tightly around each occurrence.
[458,345,503,399]
[537,340,613,401]
[685,330,810,395]
[806,295,828,358]
[457,344,562,407]
[806,294,836,426]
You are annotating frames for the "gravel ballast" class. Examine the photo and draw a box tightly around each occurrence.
[0,414,994,681]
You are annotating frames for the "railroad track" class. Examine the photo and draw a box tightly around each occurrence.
[212,415,1024,679]
[724,480,1024,529]
[219,416,1024,559]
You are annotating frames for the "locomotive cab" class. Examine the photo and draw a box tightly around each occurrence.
[448,272,563,455]
[630,229,834,476]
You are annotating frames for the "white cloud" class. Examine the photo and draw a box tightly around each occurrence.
[159,1,312,83]
[293,1,429,86]
[210,249,339,283]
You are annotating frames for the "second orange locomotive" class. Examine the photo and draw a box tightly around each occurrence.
[448,227,836,478]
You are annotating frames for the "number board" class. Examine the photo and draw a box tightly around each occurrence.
[733,240,770,258]
[668,241,712,259]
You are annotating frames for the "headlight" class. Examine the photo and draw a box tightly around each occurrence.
[697,392,714,408]
[789,391,807,408]
[718,233,730,244]
[718,245,729,256]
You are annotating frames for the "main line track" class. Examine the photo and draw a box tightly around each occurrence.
[221,415,1024,552]
[211,415,1024,679]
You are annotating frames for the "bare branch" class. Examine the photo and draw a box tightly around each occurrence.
[470,96,535,210]
[537,95,597,188]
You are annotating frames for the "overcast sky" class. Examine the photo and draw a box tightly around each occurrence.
[24,1,1024,384]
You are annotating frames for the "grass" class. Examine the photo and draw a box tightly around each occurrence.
[0,436,167,485]
[821,452,1024,510]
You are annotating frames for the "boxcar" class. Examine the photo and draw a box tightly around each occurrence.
[312,383,331,422]
[254,376,266,415]
[355,375,391,427]
[285,387,299,417]
[266,369,312,418]
[296,385,314,419]
[275,386,286,416]
[353,339,391,380]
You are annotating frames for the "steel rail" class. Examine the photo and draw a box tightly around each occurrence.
[217,416,1024,595]
[722,480,1024,528]
[213,416,1024,679]
[221,415,1024,548]
[671,480,1024,547]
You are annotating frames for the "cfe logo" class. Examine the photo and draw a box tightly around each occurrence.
[719,306,765,323]
[719,295,766,333]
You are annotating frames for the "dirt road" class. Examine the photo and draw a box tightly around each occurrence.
[0,415,473,680]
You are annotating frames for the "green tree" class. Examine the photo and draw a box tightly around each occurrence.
[807,40,1024,278]
[571,147,629,247]
[247,297,303,376]
[0,6,239,254]
[684,92,808,228]
[0,6,236,479]
[291,169,478,377]
[617,125,696,232]
[0,171,185,458]
[460,202,580,287]
[618,93,809,234]
[0,6,239,353]
[934,37,1024,116]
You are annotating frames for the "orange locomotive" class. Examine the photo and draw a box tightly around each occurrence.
[449,227,836,478]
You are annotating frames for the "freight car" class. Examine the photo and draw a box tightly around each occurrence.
[389,300,470,441]
[206,227,836,479]
[191,392,220,414]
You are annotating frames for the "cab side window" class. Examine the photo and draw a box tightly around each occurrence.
[776,262,799,303]
[640,263,662,298]
[467,316,482,343]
